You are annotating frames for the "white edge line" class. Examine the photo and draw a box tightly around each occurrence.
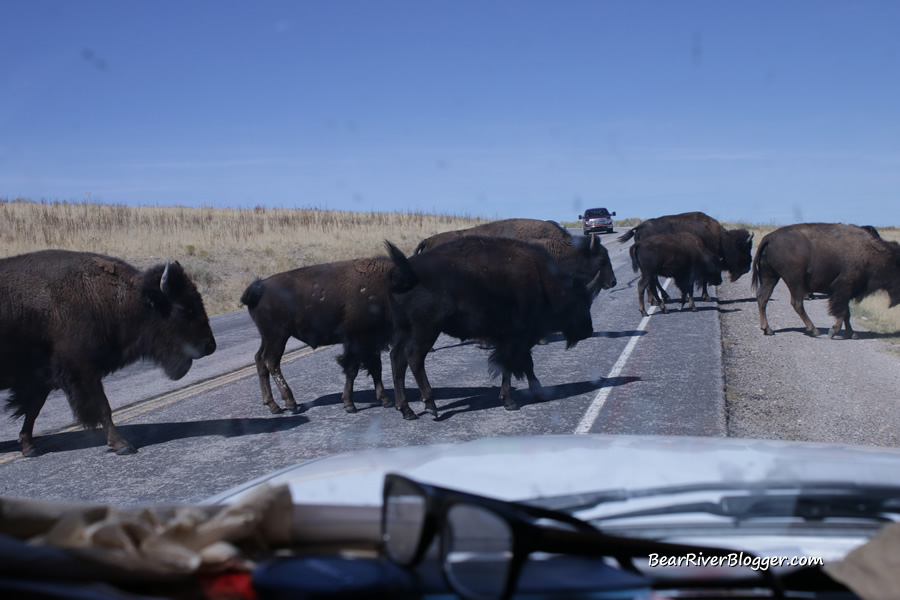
[574,278,672,434]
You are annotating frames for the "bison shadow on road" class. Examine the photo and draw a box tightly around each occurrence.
[301,389,398,412]
[430,378,641,422]
[545,330,649,342]
[0,415,309,456]
[718,296,757,305]
[767,326,899,340]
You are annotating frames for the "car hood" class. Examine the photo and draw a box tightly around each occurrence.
[205,434,900,507]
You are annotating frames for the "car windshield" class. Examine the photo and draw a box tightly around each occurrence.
[3,2,900,599]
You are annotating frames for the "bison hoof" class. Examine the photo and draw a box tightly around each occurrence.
[402,410,419,421]
[266,403,284,415]
[22,447,40,458]
[504,402,519,411]
[851,332,859,340]
[115,445,137,456]
[425,408,438,417]
[381,399,395,409]
[344,405,358,414]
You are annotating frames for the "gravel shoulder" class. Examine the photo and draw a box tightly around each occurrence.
[718,269,900,447]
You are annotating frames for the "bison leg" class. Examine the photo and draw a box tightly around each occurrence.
[65,374,135,455]
[699,282,711,302]
[787,289,817,336]
[827,286,857,340]
[499,372,518,410]
[827,310,857,340]
[827,315,855,340]
[637,277,650,317]
[389,342,414,420]
[254,337,297,413]
[361,351,393,408]
[392,329,439,419]
[407,341,439,418]
[841,315,859,340]
[337,352,361,414]
[14,382,51,457]
[755,276,779,336]
[523,356,545,404]
[645,276,668,314]
[497,348,542,410]
[655,276,670,302]
[679,281,697,312]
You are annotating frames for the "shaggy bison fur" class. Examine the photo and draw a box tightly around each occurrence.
[385,237,599,420]
[241,257,395,414]
[752,223,900,338]
[1,250,216,457]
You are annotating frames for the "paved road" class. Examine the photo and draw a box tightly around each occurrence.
[0,230,727,505]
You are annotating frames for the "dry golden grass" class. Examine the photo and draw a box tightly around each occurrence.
[0,198,486,315]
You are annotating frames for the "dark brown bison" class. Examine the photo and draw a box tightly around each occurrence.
[415,218,616,298]
[630,232,724,317]
[241,257,395,414]
[752,223,900,339]
[385,237,603,420]
[1,250,216,457]
[618,211,753,301]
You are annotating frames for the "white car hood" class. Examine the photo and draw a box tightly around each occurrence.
[206,434,900,507]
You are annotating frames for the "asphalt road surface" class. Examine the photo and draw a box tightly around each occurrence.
[1,229,728,505]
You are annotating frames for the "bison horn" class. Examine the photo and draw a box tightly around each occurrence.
[160,261,171,295]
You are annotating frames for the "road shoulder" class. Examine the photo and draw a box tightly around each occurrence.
[717,273,900,447]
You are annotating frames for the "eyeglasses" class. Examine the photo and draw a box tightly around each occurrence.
[381,474,776,600]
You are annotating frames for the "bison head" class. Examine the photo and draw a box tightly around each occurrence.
[554,278,594,349]
[583,234,617,298]
[723,229,754,282]
[140,261,216,379]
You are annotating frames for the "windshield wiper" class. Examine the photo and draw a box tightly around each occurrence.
[524,482,900,522]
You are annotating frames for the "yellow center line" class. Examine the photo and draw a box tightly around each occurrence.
[0,345,323,464]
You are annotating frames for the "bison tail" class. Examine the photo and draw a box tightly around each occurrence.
[241,278,265,309]
[616,229,635,244]
[629,244,640,273]
[385,241,419,293]
[750,240,765,293]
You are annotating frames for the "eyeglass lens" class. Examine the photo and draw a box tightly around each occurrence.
[442,503,514,600]
[383,478,428,565]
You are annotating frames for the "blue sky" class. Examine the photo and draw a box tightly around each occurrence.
[2,1,899,225]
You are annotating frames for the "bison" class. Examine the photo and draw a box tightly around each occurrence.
[241,257,395,414]
[415,218,616,298]
[752,223,900,339]
[1,250,216,457]
[630,232,724,317]
[385,237,606,420]
[618,211,753,302]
